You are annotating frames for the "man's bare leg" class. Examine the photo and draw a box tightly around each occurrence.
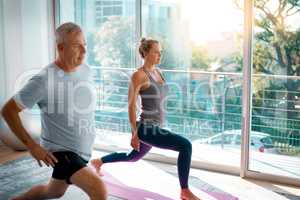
[70,166,107,200]
[11,178,69,200]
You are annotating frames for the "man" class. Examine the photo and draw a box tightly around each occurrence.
[1,22,107,200]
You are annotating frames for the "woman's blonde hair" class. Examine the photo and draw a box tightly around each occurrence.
[138,37,159,58]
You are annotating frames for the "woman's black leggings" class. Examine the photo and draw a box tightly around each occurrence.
[101,122,192,189]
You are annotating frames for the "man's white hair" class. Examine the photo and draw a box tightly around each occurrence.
[55,22,82,44]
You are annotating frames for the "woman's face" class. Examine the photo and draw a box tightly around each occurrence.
[144,43,162,65]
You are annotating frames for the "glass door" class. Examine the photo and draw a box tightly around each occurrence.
[245,0,300,185]
[142,0,244,169]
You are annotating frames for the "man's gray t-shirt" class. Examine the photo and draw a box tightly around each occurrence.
[14,63,96,160]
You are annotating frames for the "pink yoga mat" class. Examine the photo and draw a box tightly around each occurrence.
[102,170,238,200]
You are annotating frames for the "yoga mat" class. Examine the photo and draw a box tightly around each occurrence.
[100,161,238,200]
[0,155,238,200]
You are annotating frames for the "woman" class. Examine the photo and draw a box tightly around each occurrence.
[91,38,201,200]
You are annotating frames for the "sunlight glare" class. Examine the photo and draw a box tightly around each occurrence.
[181,0,243,45]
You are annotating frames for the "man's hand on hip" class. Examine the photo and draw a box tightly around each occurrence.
[28,143,58,167]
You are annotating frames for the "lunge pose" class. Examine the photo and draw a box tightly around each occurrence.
[91,38,200,200]
[1,22,107,200]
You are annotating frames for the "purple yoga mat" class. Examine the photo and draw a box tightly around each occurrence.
[102,170,238,200]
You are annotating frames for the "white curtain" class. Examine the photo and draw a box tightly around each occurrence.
[0,0,55,105]
[0,0,6,105]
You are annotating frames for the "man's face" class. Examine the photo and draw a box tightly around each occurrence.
[59,31,86,68]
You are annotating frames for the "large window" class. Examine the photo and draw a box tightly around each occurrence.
[57,0,244,168]
[142,0,244,168]
[56,0,300,185]
[249,0,300,180]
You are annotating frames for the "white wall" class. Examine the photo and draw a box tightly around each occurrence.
[1,0,54,103]
[22,1,52,71]
[0,0,6,105]
[2,0,23,100]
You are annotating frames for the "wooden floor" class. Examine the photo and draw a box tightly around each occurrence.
[1,142,300,200]
[0,141,29,164]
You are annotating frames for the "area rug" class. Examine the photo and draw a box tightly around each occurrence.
[0,156,121,200]
[274,192,300,200]
[0,156,238,200]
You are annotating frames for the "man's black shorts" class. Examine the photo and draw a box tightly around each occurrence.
[52,151,88,184]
